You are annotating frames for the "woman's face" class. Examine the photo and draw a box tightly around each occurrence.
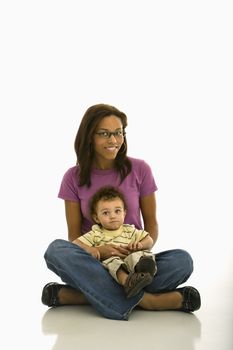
[93,115,124,168]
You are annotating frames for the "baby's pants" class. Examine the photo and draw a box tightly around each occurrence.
[102,250,156,282]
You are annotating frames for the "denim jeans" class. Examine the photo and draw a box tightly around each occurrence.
[44,239,193,320]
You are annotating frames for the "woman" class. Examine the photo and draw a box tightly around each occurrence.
[42,103,201,320]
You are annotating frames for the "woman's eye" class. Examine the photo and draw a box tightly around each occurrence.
[116,131,122,136]
[96,131,109,138]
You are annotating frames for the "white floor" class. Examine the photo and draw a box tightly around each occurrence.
[2,244,232,350]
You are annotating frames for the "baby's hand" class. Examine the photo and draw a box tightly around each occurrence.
[127,242,143,251]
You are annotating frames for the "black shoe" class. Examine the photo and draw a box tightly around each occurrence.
[41,282,66,307]
[135,256,157,277]
[176,286,201,312]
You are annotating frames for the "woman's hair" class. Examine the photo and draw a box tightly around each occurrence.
[89,186,128,218]
[74,103,132,187]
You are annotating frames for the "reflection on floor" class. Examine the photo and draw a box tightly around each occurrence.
[42,306,202,350]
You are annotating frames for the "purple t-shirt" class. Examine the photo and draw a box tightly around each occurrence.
[58,157,158,234]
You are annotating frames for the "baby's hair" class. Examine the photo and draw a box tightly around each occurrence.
[89,186,127,217]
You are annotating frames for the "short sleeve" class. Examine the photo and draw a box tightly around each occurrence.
[58,166,80,202]
[134,229,149,243]
[138,160,158,198]
[78,232,95,246]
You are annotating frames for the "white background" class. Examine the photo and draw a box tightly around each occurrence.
[0,1,232,349]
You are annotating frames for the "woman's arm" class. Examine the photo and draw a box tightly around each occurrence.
[64,200,82,241]
[140,193,159,245]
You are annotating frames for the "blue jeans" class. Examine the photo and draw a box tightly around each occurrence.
[44,239,193,320]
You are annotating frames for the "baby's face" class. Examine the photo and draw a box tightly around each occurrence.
[95,198,126,230]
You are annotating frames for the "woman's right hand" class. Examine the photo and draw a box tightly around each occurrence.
[97,244,130,260]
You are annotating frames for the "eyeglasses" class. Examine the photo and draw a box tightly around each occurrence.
[95,130,125,139]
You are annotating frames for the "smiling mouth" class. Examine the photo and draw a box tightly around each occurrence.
[105,146,118,151]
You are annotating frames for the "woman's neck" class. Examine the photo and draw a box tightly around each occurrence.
[93,159,115,170]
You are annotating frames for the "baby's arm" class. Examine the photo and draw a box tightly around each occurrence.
[73,238,100,260]
[127,234,153,252]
